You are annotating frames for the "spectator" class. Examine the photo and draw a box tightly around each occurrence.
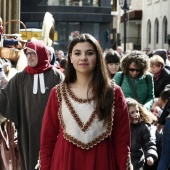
[126,98,158,170]
[149,55,170,98]
[56,50,65,63]
[116,46,124,57]
[154,49,170,71]
[167,50,170,62]
[157,88,170,170]
[46,46,57,66]
[114,51,154,110]
[60,58,68,75]
[104,50,121,78]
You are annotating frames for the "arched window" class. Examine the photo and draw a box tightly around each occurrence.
[155,18,159,44]
[147,20,151,44]
[163,17,168,43]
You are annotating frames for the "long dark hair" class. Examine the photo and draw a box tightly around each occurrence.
[64,33,113,121]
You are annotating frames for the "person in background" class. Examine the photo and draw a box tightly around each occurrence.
[46,46,66,74]
[56,50,65,63]
[40,33,131,170]
[46,46,56,66]
[0,40,64,170]
[60,58,68,75]
[104,50,121,78]
[149,55,170,98]
[126,98,158,170]
[167,50,170,63]
[116,46,124,57]
[157,88,170,170]
[153,49,170,71]
[0,65,8,88]
[114,51,154,110]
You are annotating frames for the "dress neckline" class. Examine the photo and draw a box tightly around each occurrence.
[65,83,95,103]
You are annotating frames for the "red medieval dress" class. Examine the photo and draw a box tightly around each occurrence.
[40,82,131,170]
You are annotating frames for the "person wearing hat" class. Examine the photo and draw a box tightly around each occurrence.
[0,40,64,170]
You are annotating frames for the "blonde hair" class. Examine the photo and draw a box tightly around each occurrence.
[150,55,165,68]
[126,98,157,123]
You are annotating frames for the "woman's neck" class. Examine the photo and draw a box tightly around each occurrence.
[70,73,94,98]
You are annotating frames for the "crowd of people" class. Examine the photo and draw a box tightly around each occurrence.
[0,30,170,170]
[104,47,170,170]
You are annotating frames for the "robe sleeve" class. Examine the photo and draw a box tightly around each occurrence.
[40,86,60,170]
[111,84,131,170]
[0,74,19,126]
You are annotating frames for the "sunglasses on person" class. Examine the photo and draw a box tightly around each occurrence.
[128,68,142,72]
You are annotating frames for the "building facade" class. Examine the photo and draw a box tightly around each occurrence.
[21,0,112,52]
[117,0,170,51]
[142,0,170,51]
[116,0,142,51]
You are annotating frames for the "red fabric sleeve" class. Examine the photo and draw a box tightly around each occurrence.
[40,86,60,170]
[111,84,131,170]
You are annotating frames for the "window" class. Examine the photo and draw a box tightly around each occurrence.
[155,18,159,44]
[68,22,80,40]
[81,23,99,40]
[55,22,99,51]
[55,22,67,41]
[147,20,151,44]
[38,0,99,6]
[163,17,167,43]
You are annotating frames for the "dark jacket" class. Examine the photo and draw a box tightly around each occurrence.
[154,68,170,97]
[158,98,170,125]
[130,122,158,170]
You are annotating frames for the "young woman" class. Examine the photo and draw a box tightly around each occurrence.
[126,98,158,170]
[104,50,121,78]
[114,51,154,110]
[40,33,131,170]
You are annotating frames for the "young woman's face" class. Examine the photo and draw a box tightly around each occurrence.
[128,62,142,78]
[107,63,120,76]
[150,64,162,74]
[70,42,97,76]
[128,105,140,124]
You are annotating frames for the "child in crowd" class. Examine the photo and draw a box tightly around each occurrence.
[126,98,158,170]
